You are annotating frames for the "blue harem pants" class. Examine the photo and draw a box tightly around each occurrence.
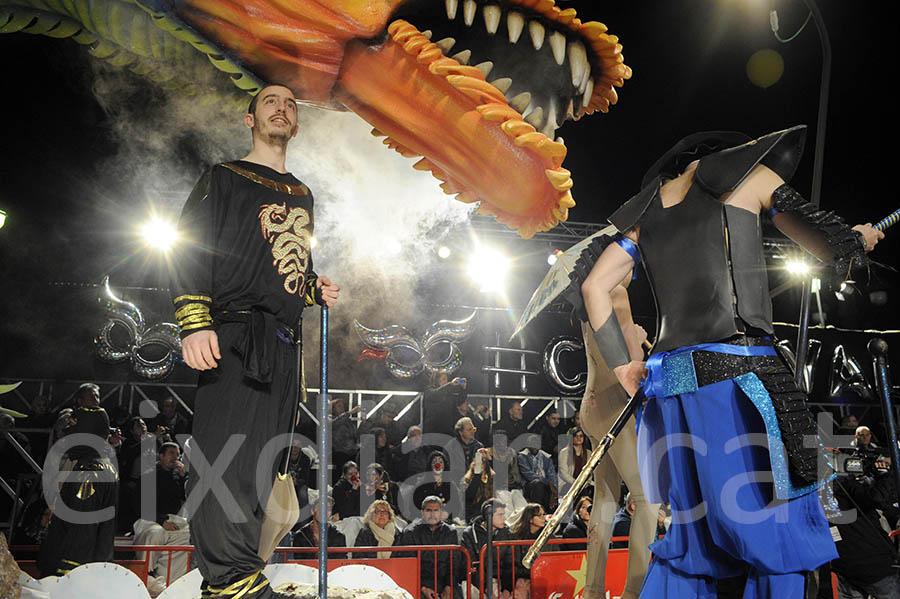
[636,343,838,598]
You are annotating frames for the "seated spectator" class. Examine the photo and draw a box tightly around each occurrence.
[398,495,465,599]
[558,427,590,497]
[412,451,456,522]
[518,434,558,513]
[368,427,393,473]
[510,502,551,592]
[610,492,668,551]
[490,430,523,491]
[393,425,428,482]
[461,447,494,522]
[354,499,401,558]
[363,462,400,516]
[837,413,859,438]
[287,438,312,509]
[360,406,405,450]
[852,425,879,450]
[495,401,528,446]
[536,408,562,464]
[149,397,191,439]
[561,496,592,551]
[333,461,361,520]
[448,416,483,472]
[132,442,190,595]
[460,499,514,594]
[292,497,347,559]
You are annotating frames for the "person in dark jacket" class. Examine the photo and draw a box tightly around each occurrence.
[508,503,552,593]
[411,451,458,522]
[291,497,347,559]
[460,499,514,593]
[354,499,401,559]
[831,463,900,599]
[561,496,592,551]
[398,495,465,599]
[332,460,361,519]
[362,463,400,517]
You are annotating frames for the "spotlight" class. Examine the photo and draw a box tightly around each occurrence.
[467,245,510,293]
[0,209,6,230]
[547,252,558,266]
[140,218,179,251]
[438,246,451,259]
[310,236,319,249]
[785,260,809,276]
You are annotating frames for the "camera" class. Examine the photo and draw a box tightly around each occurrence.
[832,446,889,478]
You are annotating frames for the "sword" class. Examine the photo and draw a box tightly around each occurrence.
[522,387,645,568]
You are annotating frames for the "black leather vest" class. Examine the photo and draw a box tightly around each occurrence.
[609,126,806,353]
[636,180,773,353]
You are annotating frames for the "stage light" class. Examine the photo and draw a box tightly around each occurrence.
[467,245,510,293]
[0,209,6,230]
[310,236,319,249]
[785,260,809,275]
[810,277,821,294]
[547,252,558,266]
[140,218,179,251]
[438,246,451,259]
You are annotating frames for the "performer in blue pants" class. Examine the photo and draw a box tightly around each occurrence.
[571,125,883,598]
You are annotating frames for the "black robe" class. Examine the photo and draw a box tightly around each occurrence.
[170,161,318,588]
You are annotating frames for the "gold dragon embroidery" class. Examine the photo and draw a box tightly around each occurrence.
[258,203,312,296]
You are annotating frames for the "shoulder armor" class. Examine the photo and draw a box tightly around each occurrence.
[608,178,661,232]
[695,125,807,195]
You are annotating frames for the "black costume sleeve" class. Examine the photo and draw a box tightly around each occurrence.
[171,167,216,338]
[771,183,869,277]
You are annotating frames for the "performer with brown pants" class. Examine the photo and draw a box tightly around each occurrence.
[579,287,659,599]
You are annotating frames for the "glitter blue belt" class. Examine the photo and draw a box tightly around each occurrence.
[642,342,777,400]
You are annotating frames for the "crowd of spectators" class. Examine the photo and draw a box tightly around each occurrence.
[3,377,896,598]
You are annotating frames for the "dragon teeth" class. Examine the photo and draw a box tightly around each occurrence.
[435,37,456,54]
[528,21,545,50]
[463,0,476,26]
[475,61,494,78]
[422,30,432,40]
[549,31,566,66]
[451,49,472,64]
[524,106,543,128]
[507,12,524,44]
[568,41,588,88]
[445,0,458,20]
[483,5,501,34]
[509,91,531,112]
[490,77,512,93]
[582,78,594,107]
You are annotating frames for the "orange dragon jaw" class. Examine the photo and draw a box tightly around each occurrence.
[175,0,631,238]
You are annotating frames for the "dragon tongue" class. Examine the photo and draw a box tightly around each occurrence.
[333,20,571,238]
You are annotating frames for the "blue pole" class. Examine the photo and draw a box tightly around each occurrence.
[868,338,900,498]
[318,307,329,599]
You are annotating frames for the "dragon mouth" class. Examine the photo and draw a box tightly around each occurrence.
[171,0,629,237]
[334,1,629,237]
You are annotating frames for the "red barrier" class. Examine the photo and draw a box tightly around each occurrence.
[288,545,470,598]
[12,543,472,597]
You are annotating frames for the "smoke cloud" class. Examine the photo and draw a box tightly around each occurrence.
[85,60,475,384]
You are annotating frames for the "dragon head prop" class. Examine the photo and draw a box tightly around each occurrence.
[2,0,630,238]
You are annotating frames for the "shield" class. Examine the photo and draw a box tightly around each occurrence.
[511,225,618,341]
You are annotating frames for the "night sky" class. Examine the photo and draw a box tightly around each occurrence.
[0,0,896,385]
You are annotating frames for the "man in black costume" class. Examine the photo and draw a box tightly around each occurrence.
[171,84,340,599]
[38,383,117,576]
[572,126,882,598]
